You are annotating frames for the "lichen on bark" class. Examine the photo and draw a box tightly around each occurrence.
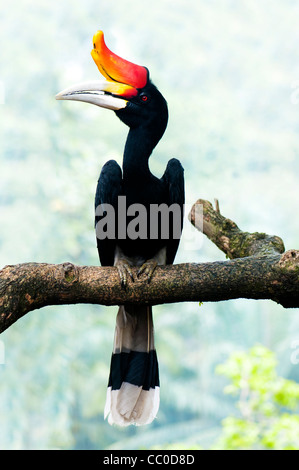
[0,199,298,334]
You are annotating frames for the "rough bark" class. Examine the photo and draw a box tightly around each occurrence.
[0,199,298,334]
[189,199,285,258]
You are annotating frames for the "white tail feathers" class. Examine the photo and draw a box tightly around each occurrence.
[104,305,160,426]
[105,384,160,426]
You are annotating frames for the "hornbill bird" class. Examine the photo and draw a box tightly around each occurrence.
[56,31,184,426]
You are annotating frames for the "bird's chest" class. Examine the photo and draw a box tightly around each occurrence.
[122,178,166,209]
[115,177,168,259]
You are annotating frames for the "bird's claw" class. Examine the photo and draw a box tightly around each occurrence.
[137,259,158,283]
[115,259,134,288]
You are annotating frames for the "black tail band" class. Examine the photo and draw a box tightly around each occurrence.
[108,350,159,391]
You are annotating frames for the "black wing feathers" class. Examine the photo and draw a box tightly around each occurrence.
[161,158,185,264]
[95,159,122,266]
[95,158,184,267]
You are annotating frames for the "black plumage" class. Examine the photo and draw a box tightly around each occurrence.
[57,31,184,426]
[95,82,184,270]
[95,79,184,426]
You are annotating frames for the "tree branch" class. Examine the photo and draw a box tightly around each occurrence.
[0,199,298,334]
[189,198,285,258]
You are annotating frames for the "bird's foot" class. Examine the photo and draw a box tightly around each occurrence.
[137,259,158,284]
[115,259,134,288]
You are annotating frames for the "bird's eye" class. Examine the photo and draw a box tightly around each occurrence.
[140,94,149,103]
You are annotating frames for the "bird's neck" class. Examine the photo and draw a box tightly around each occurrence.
[122,127,156,182]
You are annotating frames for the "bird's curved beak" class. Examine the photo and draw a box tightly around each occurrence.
[55,80,129,110]
[56,30,149,110]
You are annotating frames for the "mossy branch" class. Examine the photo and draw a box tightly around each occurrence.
[189,199,285,258]
[0,199,298,334]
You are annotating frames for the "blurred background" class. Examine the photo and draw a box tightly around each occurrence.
[1,0,299,450]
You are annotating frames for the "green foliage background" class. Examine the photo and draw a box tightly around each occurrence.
[0,0,299,449]
[214,345,299,450]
